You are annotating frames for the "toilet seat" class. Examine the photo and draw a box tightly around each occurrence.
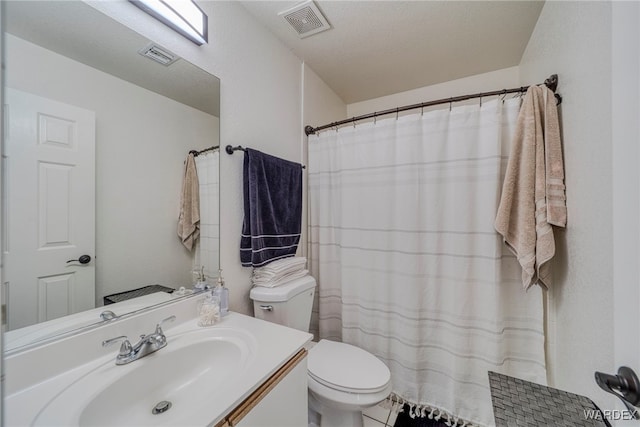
[308,339,391,394]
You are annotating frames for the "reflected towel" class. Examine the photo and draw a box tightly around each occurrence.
[495,85,566,290]
[177,153,200,251]
[240,149,303,267]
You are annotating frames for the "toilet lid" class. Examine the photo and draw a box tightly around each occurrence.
[308,339,391,393]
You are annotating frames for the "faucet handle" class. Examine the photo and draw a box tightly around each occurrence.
[102,335,133,357]
[155,315,176,335]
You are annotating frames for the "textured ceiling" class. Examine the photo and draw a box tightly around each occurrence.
[5,1,220,117]
[240,1,544,104]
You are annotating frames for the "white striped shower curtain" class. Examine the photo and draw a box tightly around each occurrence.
[308,98,546,427]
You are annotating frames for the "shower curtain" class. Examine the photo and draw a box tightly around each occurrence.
[308,98,546,427]
[194,150,220,279]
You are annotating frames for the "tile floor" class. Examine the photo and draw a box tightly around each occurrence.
[308,403,397,427]
[362,403,397,427]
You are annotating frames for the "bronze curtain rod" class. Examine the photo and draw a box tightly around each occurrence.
[189,145,219,157]
[305,74,561,136]
[225,144,306,169]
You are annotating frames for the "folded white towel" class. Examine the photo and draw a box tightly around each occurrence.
[252,256,307,287]
[253,269,310,288]
[253,256,306,274]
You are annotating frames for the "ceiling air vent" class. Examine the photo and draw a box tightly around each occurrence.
[138,43,179,66]
[279,0,331,39]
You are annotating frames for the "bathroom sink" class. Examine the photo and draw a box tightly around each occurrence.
[33,328,255,426]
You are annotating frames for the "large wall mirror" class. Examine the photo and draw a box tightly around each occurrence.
[2,1,220,352]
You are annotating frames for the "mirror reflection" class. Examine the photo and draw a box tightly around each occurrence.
[2,0,220,351]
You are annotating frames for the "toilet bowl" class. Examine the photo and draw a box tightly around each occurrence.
[307,339,392,427]
[250,276,392,427]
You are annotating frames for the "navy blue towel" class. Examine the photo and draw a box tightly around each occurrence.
[240,148,303,267]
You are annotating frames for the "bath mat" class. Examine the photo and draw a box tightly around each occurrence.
[393,405,459,427]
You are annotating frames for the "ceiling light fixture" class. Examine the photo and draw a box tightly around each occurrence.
[129,0,208,46]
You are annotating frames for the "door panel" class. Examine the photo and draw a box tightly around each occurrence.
[4,88,95,330]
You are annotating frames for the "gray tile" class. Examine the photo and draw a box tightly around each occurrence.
[488,371,609,427]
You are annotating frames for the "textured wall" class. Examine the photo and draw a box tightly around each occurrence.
[519,1,614,407]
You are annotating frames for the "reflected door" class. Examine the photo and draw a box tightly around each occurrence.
[4,88,96,330]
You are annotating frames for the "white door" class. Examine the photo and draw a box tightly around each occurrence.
[4,88,95,330]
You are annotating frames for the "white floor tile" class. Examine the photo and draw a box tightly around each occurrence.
[362,404,391,423]
[363,414,386,427]
[386,409,397,426]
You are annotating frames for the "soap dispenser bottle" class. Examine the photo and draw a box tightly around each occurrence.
[214,268,229,316]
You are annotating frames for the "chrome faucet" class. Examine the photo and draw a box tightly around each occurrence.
[102,315,176,365]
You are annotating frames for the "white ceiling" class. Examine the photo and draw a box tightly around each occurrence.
[240,1,545,104]
[5,1,220,117]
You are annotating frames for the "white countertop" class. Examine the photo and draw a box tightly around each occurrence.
[5,304,312,427]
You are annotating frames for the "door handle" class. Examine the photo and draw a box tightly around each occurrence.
[595,366,640,418]
[66,255,91,264]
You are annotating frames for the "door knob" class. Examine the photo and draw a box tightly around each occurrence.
[595,366,640,418]
[66,255,91,264]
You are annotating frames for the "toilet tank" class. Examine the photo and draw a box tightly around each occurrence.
[249,276,316,332]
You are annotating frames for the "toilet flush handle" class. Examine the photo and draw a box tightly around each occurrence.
[259,305,274,312]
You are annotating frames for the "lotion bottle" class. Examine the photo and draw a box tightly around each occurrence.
[214,268,229,316]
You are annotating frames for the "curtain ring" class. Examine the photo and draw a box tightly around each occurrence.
[374,113,377,125]
[500,90,507,103]
[479,95,482,107]
[396,108,399,120]
[421,106,424,116]
[449,98,453,111]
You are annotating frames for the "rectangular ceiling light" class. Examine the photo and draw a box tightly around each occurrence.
[130,0,208,45]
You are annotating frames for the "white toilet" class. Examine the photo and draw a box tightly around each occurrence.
[250,276,392,427]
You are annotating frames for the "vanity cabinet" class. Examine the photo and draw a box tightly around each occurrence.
[216,349,308,427]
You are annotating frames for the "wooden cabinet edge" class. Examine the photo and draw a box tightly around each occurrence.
[216,348,308,427]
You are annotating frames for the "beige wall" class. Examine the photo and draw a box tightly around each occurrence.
[519,1,613,407]
[6,34,218,304]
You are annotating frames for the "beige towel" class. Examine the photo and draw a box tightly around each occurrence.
[495,85,566,290]
[177,153,200,251]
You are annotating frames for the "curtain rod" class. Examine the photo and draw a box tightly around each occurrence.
[189,145,219,157]
[305,74,561,136]
[225,145,306,169]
